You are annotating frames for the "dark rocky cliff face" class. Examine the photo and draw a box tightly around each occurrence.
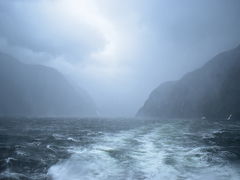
[0,53,97,117]
[137,45,240,119]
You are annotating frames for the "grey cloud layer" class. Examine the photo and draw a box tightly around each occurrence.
[0,0,240,116]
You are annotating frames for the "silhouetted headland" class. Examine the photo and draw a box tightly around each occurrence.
[0,53,97,117]
[138,45,240,119]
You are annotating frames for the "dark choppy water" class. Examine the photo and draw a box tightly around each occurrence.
[0,118,240,180]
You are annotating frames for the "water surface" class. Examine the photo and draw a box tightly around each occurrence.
[0,118,240,180]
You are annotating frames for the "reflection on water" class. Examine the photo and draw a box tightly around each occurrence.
[0,118,240,180]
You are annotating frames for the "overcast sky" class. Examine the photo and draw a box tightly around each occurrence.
[0,0,240,117]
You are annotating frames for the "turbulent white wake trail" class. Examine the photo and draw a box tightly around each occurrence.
[48,123,240,180]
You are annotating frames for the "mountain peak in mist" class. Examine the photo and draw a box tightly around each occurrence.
[137,44,240,119]
[0,53,97,117]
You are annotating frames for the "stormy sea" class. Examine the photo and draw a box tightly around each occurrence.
[0,118,240,180]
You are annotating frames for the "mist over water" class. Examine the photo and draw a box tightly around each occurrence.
[1,118,240,180]
[0,1,240,180]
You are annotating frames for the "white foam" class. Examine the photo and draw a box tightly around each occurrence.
[67,137,78,142]
[47,145,56,152]
[48,123,240,180]
[5,157,17,164]
[0,169,27,179]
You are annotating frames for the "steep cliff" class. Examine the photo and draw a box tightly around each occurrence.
[138,45,240,119]
[0,53,97,117]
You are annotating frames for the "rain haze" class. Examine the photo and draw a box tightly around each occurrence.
[2,1,240,180]
[0,0,240,117]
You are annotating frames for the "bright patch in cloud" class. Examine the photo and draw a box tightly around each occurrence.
[42,0,130,78]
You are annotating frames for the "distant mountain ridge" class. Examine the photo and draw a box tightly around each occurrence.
[137,45,240,119]
[0,53,97,117]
